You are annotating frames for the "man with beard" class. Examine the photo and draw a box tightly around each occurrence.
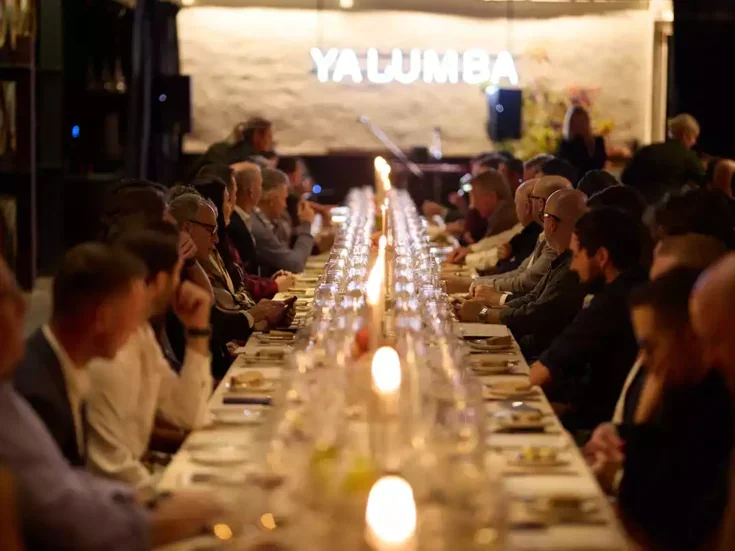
[529,207,647,431]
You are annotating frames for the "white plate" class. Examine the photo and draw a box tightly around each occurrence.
[456,323,510,338]
[210,407,265,426]
[187,444,250,466]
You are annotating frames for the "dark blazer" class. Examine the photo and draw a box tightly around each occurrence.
[13,328,84,467]
[557,136,607,179]
[500,250,586,359]
[619,369,734,550]
[228,210,259,276]
[539,267,649,430]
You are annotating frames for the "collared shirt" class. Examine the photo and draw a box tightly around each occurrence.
[42,324,89,458]
[250,206,315,276]
[495,222,543,275]
[0,382,149,550]
[499,250,586,358]
[539,267,649,430]
[477,235,558,295]
[233,205,254,242]
[86,323,212,488]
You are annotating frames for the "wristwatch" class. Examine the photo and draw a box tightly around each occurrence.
[477,306,490,324]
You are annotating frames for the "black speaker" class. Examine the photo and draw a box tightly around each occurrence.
[486,88,522,141]
[153,75,191,133]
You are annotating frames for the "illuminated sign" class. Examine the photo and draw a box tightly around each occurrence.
[310,48,519,86]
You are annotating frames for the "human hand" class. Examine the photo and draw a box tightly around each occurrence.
[474,286,505,305]
[443,275,473,295]
[149,490,228,548]
[445,220,464,235]
[249,300,288,328]
[273,270,293,279]
[445,247,469,264]
[298,201,315,224]
[456,299,487,322]
[583,423,625,465]
[275,274,296,293]
[173,281,212,329]
[422,200,446,218]
[497,242,512,260]
[178,232,198,261]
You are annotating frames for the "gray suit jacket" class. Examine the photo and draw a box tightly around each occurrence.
[250,209,314,276]
[479,236,557,295]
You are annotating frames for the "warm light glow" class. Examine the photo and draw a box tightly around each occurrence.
[379,235,387,250]
[383,177,392,192]
[340,0,354,8]
[181,0,195,5]
[375,156,388,171]
[213,524,233,540]
[365,476,417,547]
[371,346,401,394]
[366,260,384,307]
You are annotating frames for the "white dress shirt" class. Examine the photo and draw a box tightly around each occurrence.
[86,323,212,487]
[42,324,89,458]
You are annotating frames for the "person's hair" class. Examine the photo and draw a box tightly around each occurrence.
[629,267,701,329]
[577,170,619,198]
[230,117,272,146]
[656,234,727,272]
[261,168,289,195]
[168,184,200,202]
[112,222,180,283]
[52,242,147,320]
[574,207,642,271]
[587,185,646,220]
[169,193,206,226]
[471,168,512,201]
[276,157,299,175]
[540,157,579,187]
[563,105,591,140]
[191,176,241,286]
[197,164,234,191]
[476,153,504,172]
[99,179,167,241]
[524,154,554,177]
[502,156,524,177]
[652,188,735,249]
[668,113,700,140]
[233,164,262,200]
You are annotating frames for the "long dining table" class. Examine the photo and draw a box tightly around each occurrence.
[156,251,630,551]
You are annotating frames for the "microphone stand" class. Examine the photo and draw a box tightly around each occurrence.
[357,115,424,178]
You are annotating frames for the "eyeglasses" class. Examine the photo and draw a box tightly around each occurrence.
[543,212,562,223]
[189,219,218,236]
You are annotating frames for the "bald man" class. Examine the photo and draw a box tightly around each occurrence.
[472,175,573,305]
[459,189,588,358]
[447,179,538,271]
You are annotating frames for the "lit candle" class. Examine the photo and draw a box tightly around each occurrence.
[374,157,389,204]
[381,199,389,237]
[366,248,386,351]
[365,476,417,551]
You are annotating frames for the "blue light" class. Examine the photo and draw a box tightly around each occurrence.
[159,94,167,102]
[312,184,322,194]
[71,125,80,139]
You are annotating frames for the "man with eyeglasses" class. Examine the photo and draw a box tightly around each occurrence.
[457,189,588,360]
[470,176,573,305]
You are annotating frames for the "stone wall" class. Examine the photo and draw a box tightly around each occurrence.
[178,7,654,156]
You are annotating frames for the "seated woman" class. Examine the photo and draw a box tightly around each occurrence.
[556,105,606,179]
[599,269,734,550]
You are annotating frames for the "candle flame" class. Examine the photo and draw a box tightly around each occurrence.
[378,235,387,250]
[374,156,387,170]
[371,346,401,394]
[383,176,392,192]
[366,476,416,546]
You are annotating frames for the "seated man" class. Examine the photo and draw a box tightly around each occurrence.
[463,168,518,244]
[445,179,535,269]
[169,193,289,377]
[528,207,648,431]
[86,225,213,488]
[614,270,733,550]
[0,255,226,550]
[523,153,554,181]
[14,243,150,466]
[584,233,728,466]
[458,189,588,358]
[469,175,572,302]
[251,168,315,276]
[229,162,263,275]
